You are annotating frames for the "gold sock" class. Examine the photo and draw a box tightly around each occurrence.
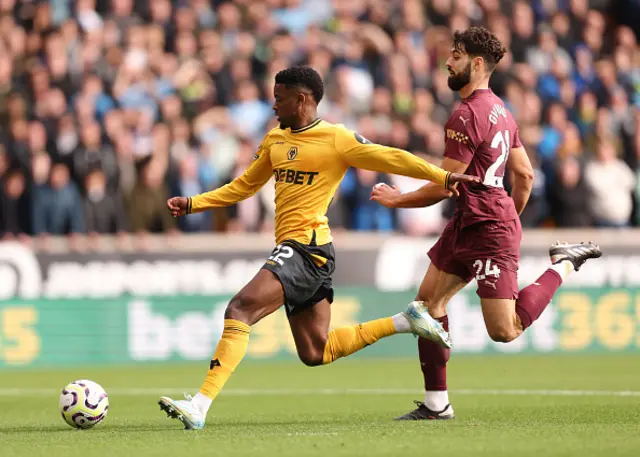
[322,317,396,364]
[199,319,250,400]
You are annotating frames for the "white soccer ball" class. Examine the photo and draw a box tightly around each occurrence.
[59,380,109,429]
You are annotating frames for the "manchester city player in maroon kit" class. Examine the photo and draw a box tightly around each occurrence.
[371,27,602,420]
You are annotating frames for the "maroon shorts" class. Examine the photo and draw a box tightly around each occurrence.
[428,216,522,299]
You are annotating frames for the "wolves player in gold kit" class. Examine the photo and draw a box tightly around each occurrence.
[158,66,480,429]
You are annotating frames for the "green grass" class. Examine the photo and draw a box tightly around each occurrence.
[1,355,639,457]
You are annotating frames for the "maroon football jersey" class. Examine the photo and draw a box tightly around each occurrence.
[443,88,522,227]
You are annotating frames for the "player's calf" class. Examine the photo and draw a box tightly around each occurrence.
[481,301,523,343]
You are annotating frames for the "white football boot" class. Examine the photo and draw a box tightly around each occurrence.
[403,301,452,349]
[158,394,205,430]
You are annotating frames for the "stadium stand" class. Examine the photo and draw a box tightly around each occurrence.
[0,0,638,249]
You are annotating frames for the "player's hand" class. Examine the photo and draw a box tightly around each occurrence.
[446,173,481,196]
[167,197,188,217]
[370,183,401,208]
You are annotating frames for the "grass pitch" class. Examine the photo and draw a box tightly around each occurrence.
[1,354,639,457]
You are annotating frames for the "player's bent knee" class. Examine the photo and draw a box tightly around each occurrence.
[487,327,519,343]
[297,349,324,367]
[225,292,261,324]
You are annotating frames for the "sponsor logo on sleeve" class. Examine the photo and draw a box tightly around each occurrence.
[446,129,469,144]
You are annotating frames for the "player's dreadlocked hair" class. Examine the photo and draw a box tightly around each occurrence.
[453,26,507,72]
[275,66,324,103]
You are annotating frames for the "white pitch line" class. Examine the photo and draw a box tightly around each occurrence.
[1,387,639,397]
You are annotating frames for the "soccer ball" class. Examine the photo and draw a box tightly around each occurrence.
[59,380,109,429]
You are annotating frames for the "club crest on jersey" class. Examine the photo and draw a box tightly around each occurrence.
[287,146,298,160]
[354,132,372,144]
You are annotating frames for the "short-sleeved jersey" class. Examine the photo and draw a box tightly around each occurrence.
[444,88,522,227]
[189,119,451,245]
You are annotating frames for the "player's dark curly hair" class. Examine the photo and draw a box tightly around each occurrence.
[275,66,324,103]
[453,26,507,72]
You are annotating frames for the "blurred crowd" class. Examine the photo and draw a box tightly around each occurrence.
[0,0,639,248]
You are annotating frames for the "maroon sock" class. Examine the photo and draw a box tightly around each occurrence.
[418,315,450,391]
[515,269,563,330]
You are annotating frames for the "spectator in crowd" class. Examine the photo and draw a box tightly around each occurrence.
[341,168,394,232]
[228,80,272,141]
[83,168,129,237]
[26,121,50,168]
[127,158,176,235]
[549,156,592,227]
[171,153,210,233]
[584,138,636,227]
[8,118,31,174]
[33,162,85,236]
[73,120,119,191]
[0,167,31,240]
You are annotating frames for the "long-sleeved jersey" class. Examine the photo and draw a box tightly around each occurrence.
[188,119,451,245]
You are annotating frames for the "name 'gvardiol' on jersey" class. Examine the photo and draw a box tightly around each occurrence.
[187,119,451,245]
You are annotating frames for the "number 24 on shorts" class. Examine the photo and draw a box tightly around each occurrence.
[473,259,500,281]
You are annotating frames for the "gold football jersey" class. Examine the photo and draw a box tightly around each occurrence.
[189,119,450,245]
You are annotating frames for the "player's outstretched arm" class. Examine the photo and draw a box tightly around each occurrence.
[370,183,451,208]
[370,157,469,208]
[167,147,273,217]
[506,146,534,215]
[336,130,479,194]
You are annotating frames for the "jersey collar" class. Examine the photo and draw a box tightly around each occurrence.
[289,118,322,134]
[469,88,492,98]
